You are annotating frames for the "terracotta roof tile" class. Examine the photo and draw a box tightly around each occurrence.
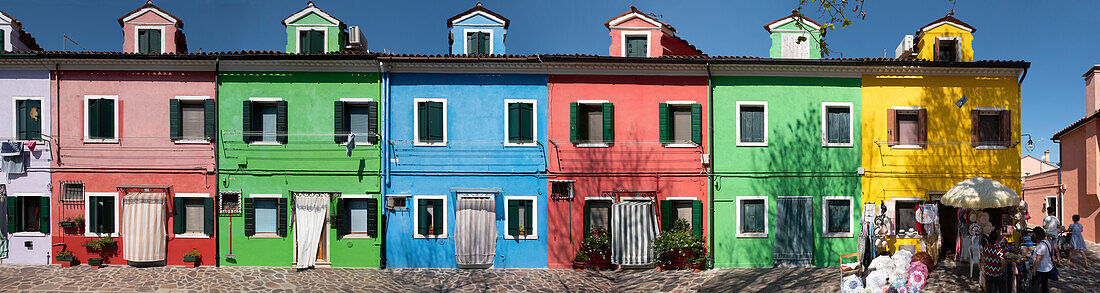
[1052,110,1100,140]
[763,10,822,33]
[604,5,677,33]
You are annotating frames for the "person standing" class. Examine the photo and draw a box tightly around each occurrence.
[1043,208,1062,260]
[982,230,1008,293]
[1068,214,1090,268]
[1030,227,1055,293]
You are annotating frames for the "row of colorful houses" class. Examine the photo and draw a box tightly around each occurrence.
[0,2,1026,269]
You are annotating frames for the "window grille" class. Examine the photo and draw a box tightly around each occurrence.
[219,191,242,215]
[386,196,407,210]
[61,182,84,202]
[551,181,574,200]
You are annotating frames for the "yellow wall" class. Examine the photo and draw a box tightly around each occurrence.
[915,24,975,62]
[861,74,1021,252]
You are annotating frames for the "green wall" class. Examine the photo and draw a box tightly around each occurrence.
[768,21,823,59]
[711,76,861,267]
[217,71,382,267]
[285,12,347,53]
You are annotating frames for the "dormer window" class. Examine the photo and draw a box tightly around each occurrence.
[137,28,162,53]
[465,30,491,55]
[623,33,648,57]
[935,38,959,62]
[298,28,325,53]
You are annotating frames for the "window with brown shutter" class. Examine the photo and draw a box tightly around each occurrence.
[972,109,1010,148]
[890,108,925,147]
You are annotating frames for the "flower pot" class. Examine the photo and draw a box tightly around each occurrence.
[55,255,75,262]
[572,260,587,271]
[59,221,77,228]
[87,258,104,267]
[183,256,198,263]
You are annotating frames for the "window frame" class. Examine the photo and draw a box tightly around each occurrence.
[735,101,769,147]
[550,180,574,200]
[84,192,120,237]
[1045,195,1058,219]
[247,194,283,238]
[11,97,45,142]
[385,194,409,210]
[412,195,448,239]
[413,98,448,147]
[974,107,1008,150]
[504,195,538,240]
[822,196,854,238]
[83,95,119,143]
[664,196,698,230]
[134,25,166,54]
[295,27,328,54]
[10,193,48,237]
[504,99,538,147]
[893,199,921,239]
[934,36,962,62]
[462,29,494,55]
[890,106,924,149]
[340,194,375,239]
[821,102,854,147]
[663,101,699,148]
[584,197,613,234]
[247,97,283,146]
[173,96,212,144]
[620,31,651,57]
[735,196,768,238]
[575,100,610,148]
[173,193,211,239]
[340,98,377,146]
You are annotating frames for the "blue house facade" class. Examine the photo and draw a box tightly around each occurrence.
[383,72,549,268]
[447,3,509,55]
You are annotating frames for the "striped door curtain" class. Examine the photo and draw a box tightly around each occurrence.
[455,194,496,267]
[122,193,166,262]
[611,201,659,266]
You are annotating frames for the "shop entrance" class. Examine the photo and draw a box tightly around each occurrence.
[937,203,957,260]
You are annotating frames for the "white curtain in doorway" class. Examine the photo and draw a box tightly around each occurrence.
[294,193,329,269]
[455,195,496,266]
[612,201,659,266]
[122,193,166,262]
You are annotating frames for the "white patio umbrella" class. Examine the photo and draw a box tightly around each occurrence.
[941,176,1020,209]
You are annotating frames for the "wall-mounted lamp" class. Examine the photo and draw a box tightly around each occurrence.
[1021,134,1035,152]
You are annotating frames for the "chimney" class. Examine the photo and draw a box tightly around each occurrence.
[1042,149,1051,163]
[1087,67,1100,115]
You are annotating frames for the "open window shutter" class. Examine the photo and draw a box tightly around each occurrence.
[367,101,379,144]
[366,198,378,238]
[417,102,429,142]
[466,33,476,54]
[150,29,161,53]
[169,99,181,140]
[691,103,703,144]
[204,99,216,140]
[691,200,703,237]
[88,197,99,234]
[102,197,114,233]
[507,200,519,236]
[28,100,42,139]
[432,199,444,235]
[101,99,115,139]
[277,198,288,237]
[886,109,897,146]
[582,201,591,236]
[658,103,669,143]
[88,99,100,138]
[508,103,520,142]
[481,32,491,54]
[243,198,255,237]
[970,109,980,147]
[276,101,288,144]
[38,197,49,234]
[1000,110,1012,147]
[310,30,324,53]
[428,102,444,142]
[6,196,16,233]
[336,198,349,238]
[333,101,346,143]
[241,101,253,142]
[172,197,184,234]
[16,101,27,140]
[524,201,533,235]
[569,102,579,143]
[603,103,614,143]
[203,197,214,236]
[917,109,927,145]
[518,103,533,142]
[659,200,671,230]
[299,31,310,53]
[417,199,429,235]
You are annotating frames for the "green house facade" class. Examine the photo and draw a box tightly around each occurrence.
[710,74,862,268]
[282,2,363,53]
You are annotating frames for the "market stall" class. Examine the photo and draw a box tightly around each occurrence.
[941,177,1031,292]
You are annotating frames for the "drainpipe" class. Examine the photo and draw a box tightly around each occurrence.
[1052,137,1063,225]
[378,59,389,269]
[213,58,221,266]
[705,63,714,269]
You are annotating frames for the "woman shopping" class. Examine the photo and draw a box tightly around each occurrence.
[1030,227,1056,293]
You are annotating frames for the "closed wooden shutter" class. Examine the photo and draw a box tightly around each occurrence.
[886,109,897,146]
[691,200,703,237]
[582,200,591,236]
[203,99,216,140]
[276,101,288,144]
[508,103,520,143]
[970,109,980,147]
[691,103,702,144]
[336,198,349,238]
[88,99,100,138]
[334,101,346,143]
[19,100,41,140]
[658,103,669,143]
[432,199,444,235]
[480,32,490,54]
[100,197,114,234]
[659,200,671,230]
[243,198,255,236]
[241,101,253,142]
[139,29,149,53]
[88,197,99,233]
[172,197,184,234]
[144,29,161,53]
[299,31,310,53]
[37,197,49,234]
[427,102,444,142]
[417,199,429,235]
[523,201,533,235]
[367,101,379,144]
[466,32,477,54]
[203,198,214,236]
[170,99,181,140]
[603,103,614,143]
[276,198,288,237]
[310,30,324,53]
[507,200,519,236]
[100,100,114,139]
[6,196,17,233]
[366,198,378,238]
[917,109,927,145]
[570,102,581,143]
[1000,110,1012,147]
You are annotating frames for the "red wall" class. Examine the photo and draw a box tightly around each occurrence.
[1059,121,1100,243]
[546,75,709,268]
[50,70,216,267]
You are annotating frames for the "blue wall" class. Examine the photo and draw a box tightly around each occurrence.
[449,14,507,55]
[385,73,547,268]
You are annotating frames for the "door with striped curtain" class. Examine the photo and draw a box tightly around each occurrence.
[611,200,659,266]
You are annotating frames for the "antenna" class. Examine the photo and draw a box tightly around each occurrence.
[62,34,86,51]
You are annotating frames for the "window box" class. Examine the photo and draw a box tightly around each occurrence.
[55,255,74,262]
[87,257,104,267]
[59,221,78,228]
[183,256,198,262]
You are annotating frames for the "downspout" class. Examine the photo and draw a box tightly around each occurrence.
[213,58,222,266]
[1053,137,1063,225]
[378,59,389,269]
[54,63,62,166]
[705,63,714,269]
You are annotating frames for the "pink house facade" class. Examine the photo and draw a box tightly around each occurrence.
[1051,65,1100,243]
[604,6,704,58]
[118,1,186,54]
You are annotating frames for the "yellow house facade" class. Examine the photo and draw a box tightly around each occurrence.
[861,14,1028,254]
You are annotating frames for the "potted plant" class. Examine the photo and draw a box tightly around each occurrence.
[55,250,75,267]
[654,219,707,271]
[183,249,201,267]
[581,228,612,269]
[84,236,117,251]
[572,250,589,271]
[87,257,104,267]
[59,217,77,228]
[518,225,527,237]
[74,216,84,228]
[428,225,435,236]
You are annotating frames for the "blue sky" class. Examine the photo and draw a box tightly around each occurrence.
[2,0,1089,163]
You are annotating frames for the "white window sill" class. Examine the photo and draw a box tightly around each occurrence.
[83,139,119,144]
[340,142,375,146]
[663,143,699,148]
[891,145,923,149]
[414,142,447,147]
[504,235,538,240]
[576,143,610,148]
[13,139,46,144]
[12,232,47,237]
[823,232,853,238]
[175,233,210,239]
[173,139,211,144]
[736,233,768,238]
[249,233,282,239]
[249,142,283,146]
[736,141,768,147]
[84,233,120,237]
[975,145,1007,150]
[504,142,538,147]
[342,234,373,239]
[822,142,854,148]
[414,234,448,239]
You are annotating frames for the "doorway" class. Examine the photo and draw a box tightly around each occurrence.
[774,196,813,266]
[937,203,957,260]
[455,193,496,268]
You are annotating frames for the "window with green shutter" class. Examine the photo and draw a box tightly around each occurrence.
[171,99,208,141]
[6,196,49,234]
[138,28,162,54]
[738,198,766,236]
[506,198,535,239]
[571,102,611,145]
[625,35,647,57]
[466,31,491,54]
[16,99,42,141]
[172,197,209,235]
[299,29,325,53]
[507,101,534,145]
[416,100,445,145]
[417,198,445,237]
[86,97,116,140]
[661,103,698,145]
[87,195,115,235]
[336,197,377,238]
[737,102,767,145]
